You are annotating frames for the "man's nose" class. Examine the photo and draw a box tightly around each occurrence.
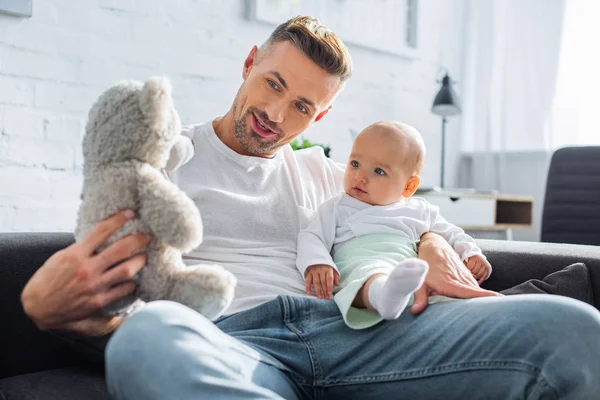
[265,100,285,124]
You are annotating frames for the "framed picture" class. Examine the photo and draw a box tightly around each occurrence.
[248,0,419,58]
[0,0,32,17]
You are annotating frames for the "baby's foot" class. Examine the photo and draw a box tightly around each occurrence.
[368,259,428,320]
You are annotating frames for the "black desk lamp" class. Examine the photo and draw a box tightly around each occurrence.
[431,73,461,189]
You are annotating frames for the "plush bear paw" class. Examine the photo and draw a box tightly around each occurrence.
[166,264,236,320]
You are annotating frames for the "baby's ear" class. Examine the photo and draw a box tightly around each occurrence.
[403,175,421,198]
[139,76,173,132]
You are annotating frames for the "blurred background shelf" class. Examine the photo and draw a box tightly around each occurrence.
[417,191,533,240]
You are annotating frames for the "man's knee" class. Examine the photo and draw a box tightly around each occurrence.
[517,295,600,336]
[524,296,600,395]
[546,296,600,353]
[106,300,215,376]
[477,295,600,365]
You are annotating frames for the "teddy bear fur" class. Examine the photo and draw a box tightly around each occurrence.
[75,77,236,320]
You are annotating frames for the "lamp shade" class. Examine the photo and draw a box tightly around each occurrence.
[432,74,461,117]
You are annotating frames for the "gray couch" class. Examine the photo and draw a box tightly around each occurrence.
[1,233,599,399]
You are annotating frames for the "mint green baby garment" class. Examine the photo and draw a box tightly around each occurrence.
[333,233,455,329]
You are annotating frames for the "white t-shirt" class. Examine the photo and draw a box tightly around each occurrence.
[168,121,345,315]
[296,193,488,278]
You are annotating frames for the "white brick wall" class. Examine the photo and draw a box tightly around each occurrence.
[0,0,466,232]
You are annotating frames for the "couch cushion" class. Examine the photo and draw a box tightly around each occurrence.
[0,366,109,400]
[0,233,86,379]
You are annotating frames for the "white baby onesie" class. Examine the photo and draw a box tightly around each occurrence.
[296,193,490,329]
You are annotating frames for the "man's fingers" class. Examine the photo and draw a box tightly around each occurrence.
[93,232,151,272]
[305,274,313,295]
[61,315,124,337]
[334,272,340,286]
[459,265,480,287]
[100,253,146,288]
[410,286,429,315]
[445,283,502,299]
[80,210,135,255]
[99,282,137,308]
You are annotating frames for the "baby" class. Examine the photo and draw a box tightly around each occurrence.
[296,121,491,329]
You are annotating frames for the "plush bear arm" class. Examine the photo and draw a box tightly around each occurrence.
[165,135,194,172]
[138,164,203,253]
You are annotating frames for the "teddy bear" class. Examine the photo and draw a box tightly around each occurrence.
[75,77,236,320]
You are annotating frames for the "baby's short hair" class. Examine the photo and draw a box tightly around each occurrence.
[369,121,426,175]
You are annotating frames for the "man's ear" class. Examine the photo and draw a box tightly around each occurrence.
[243,45,259,81]
[403,175,421,197]
[315,106,332,123]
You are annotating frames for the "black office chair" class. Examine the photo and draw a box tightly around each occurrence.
[541,146,600,245]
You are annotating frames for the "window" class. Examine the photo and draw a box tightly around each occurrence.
[0,0,32,17]
[249,0,419,58]
[550,0,600,147]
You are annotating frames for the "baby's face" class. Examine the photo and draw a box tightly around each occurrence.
[343,126,415,206]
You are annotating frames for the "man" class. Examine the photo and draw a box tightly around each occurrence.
[21,16,600,399]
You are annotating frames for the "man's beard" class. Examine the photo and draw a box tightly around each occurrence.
[233,104,282,156]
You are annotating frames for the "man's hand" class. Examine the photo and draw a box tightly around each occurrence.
[412,233,501,315]
[61,316,126,337]
[20,210,150,334]
[305,264,340,300]
[466,255,491,285]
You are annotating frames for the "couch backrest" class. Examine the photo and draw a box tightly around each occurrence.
[542,146,600,245]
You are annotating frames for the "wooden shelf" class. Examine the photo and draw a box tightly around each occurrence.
[416,191,534,230]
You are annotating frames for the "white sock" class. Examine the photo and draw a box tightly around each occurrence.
[367,259,428,320]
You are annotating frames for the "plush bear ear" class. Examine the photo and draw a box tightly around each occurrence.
[139,76,173,132]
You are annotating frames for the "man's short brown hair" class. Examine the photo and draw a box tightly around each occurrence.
[262,16,352,82]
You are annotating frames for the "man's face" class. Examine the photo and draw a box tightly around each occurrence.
[232,41,342,157]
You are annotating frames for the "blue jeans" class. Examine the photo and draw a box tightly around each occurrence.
[106,295,600,399]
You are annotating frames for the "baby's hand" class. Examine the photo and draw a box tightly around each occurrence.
[466,255,491,285]
[305,264,340,300]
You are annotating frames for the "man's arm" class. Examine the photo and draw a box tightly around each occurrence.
[20,210,150,335]
[324,155,346,195]
[412,232,501,315]
[295,146,345,204]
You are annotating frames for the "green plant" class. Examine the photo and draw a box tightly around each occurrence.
[289,137,331,158]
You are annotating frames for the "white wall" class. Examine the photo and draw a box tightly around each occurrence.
[0,0,466,232]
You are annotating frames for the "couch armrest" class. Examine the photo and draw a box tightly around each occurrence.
[478,239,600,305]
[0,233,88,379]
